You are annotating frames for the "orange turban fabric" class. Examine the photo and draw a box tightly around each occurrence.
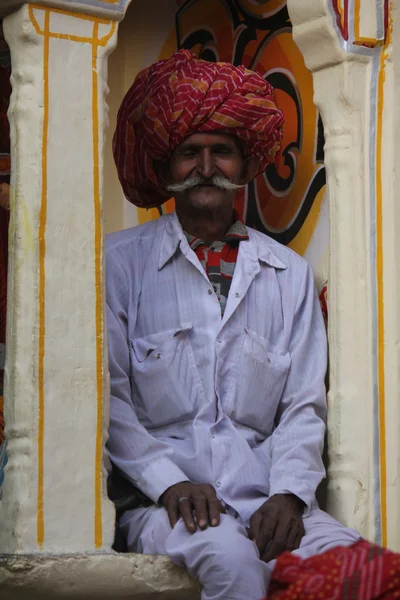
[113,50,284,208]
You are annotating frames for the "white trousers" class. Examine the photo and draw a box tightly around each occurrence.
[120,504,360,600]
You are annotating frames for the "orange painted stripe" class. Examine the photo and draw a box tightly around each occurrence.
[49,32,97,44]
[375,9,392,547]
[29,5,115,47]
[30,3,111,24]
[37,7,50,549]
[46,23,116,47]
[28,4,41,33]
[92,20,103,549]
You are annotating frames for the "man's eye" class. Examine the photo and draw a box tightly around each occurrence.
[215,147,233,155]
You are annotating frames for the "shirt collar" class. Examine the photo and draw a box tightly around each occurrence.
[246,228,287,270]
[184,210,249,250]
[158,212,287,270]
[158,212,187,270]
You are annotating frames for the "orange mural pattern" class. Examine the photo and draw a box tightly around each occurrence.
[147,0,326,258]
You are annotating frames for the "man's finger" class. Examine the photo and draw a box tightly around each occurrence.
[286,521,304,552]
[256,508,278,554]
[261,541,281,564]
[248,511,264,548]
[166,496,180,529]
[192,494,209,530]
[203,486,222,527]
[207,497,222,527]
[178,497,197,533]
[261,518,291,563]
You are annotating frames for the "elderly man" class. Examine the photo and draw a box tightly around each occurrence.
[106,50,360,600]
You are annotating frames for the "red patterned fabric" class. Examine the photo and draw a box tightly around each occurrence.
[113,49,284,208]
[265,540,400,599]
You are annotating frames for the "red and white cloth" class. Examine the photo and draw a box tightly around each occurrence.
[185,213,249,317]
[266,540,400,599]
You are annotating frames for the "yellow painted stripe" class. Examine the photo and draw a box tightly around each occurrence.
[37,6,50,549]
[354,37,384,47]
[354,0,361,40]
[92,20,103,549]
[376,8,392,547]
[353,0,381,46]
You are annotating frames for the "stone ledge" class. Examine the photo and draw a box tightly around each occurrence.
[0,553,201,600]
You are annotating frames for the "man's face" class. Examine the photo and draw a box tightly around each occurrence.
[166,132,246,212]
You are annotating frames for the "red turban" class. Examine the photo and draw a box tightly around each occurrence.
[113,50,284,208]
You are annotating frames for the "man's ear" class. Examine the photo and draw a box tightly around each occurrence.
[240,156,260,185]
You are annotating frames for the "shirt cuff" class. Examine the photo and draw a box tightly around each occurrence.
[136,458,189,505]
[269,482,315,517]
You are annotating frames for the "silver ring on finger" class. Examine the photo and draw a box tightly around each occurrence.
[178,496,190,503]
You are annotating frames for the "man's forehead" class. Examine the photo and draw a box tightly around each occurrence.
[176,132,241,149]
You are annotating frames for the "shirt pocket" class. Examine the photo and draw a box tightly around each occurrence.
[129,323,201,428]
[230,327,291,436]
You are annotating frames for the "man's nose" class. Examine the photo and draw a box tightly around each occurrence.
[196,148,215,179]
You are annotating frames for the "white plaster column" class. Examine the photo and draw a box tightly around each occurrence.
[0,0,122,553]
[287,0,400,550]
[0,1,200,595]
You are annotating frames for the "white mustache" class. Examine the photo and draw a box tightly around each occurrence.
[166,175,246,193]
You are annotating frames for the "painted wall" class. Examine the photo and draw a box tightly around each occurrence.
[104,0,329,291]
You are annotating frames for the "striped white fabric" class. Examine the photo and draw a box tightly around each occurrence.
[106,212,327,524]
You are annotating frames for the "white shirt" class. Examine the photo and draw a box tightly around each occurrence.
[106,212,327,524]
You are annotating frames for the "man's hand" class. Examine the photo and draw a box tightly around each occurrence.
[160,481,223,533]
[249,494,305,563]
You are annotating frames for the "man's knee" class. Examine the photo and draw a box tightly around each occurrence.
[167,513,259,572]
[298,508,361,558]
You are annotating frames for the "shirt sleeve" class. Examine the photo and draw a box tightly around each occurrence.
[105,248,188,504]
[268,263,327,513]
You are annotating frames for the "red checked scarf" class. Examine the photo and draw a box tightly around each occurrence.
[265,540,400,600]
[185,214,248,317]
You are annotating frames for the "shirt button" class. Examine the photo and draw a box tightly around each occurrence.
[208,289,213,295]
[211,432,215,438]
[156,353,161,359]
[235,292,240,298]
[217,338,222,343]
[216,481,221,488]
